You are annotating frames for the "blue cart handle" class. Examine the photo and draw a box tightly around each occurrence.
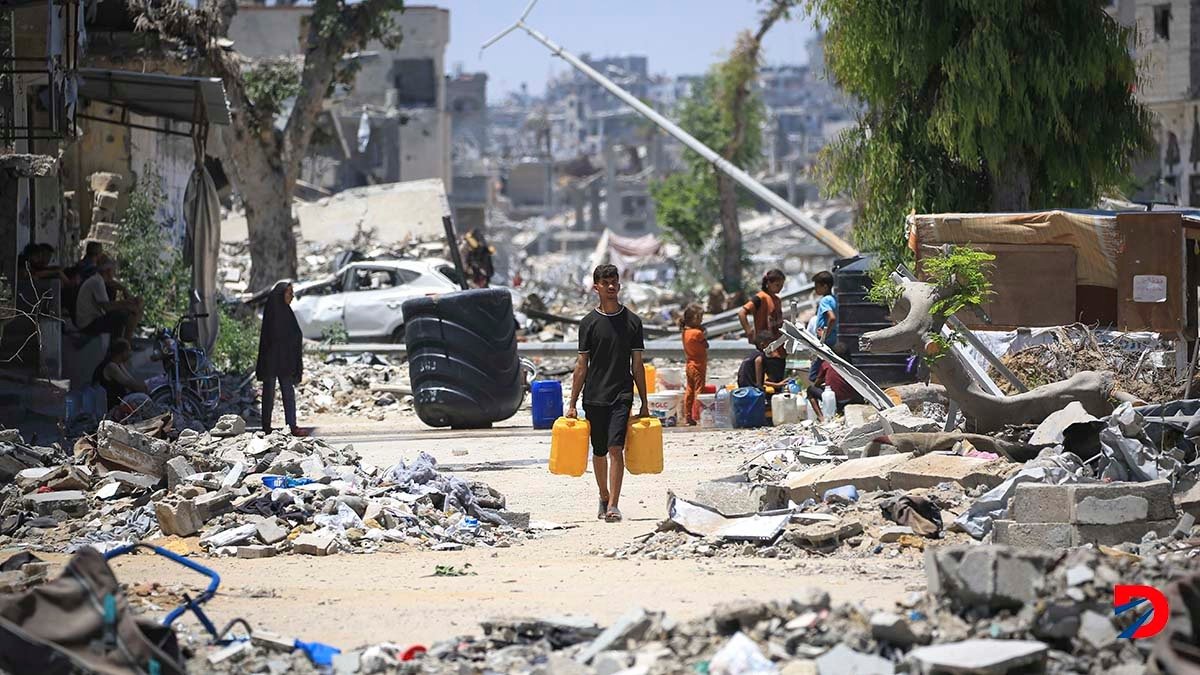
[104,543,222,632]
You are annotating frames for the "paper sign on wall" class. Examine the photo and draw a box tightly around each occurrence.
[1133,275,1168,303]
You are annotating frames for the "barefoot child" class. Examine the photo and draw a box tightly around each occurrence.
[567,264,649,523]
[680,304,707,425]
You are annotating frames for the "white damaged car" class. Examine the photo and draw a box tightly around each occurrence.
[291,259,463,341]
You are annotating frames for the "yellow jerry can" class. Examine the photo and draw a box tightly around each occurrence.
[549,417,590,476]
[625,416,663,474]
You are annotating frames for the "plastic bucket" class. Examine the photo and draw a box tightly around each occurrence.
[648,391,682,427]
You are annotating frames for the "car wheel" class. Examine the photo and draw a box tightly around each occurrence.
[391,325,406,343]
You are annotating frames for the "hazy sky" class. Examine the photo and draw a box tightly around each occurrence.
[432,0,818,101]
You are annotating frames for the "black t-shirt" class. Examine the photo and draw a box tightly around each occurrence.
[578,306,645,406]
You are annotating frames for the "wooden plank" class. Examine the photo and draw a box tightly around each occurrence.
[1116,213,1184,333]
[957,244,1077,330]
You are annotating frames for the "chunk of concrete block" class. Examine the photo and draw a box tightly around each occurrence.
[211,414,246,438]
[23,490,88,517]
[293,530,338,556]
[815,644,894,675]
[237,545,277,559]
[575,608,652,664]
[1175,480,1200,519]
[907,639,1047,674]
[842,404,878,429]
[870,611,931,646]
[194,491,234,522]
[879,405,940,434]
[811,453,913,496]
[886,453,1008,492]
[97,421,176,478]
[155,500,202,537]
[992,520,1073,549]
[783,464,836,502]
[1071,480,1175,524]
[838,419,887,453]
[926,545,1053,610]
[1011,483,1073,524]
[202,523,258,548]
[166,456,196,491]
[256,519,289,545]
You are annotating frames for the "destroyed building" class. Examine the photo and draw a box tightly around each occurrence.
[228,4,453,194]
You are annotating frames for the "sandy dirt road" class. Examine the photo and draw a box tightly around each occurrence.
[37,417,926,649]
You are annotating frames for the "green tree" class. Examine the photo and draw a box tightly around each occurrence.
[129,0,405,293]
[113,165,190,328]
[652,1,797,290]
[811,0,1153,266]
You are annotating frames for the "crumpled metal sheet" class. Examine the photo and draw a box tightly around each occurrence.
[1097,403,1184,484]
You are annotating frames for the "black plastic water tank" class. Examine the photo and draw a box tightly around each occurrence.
[403,288,523,428]
[833,255,914,387]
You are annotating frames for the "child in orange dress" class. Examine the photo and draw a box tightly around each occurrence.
[680,304,708,425]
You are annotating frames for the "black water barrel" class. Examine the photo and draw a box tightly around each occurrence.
[403,288,523,428]
[833,255,914,387]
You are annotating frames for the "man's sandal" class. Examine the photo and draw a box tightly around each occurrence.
[605,507,623,523]
[598,499,608,519]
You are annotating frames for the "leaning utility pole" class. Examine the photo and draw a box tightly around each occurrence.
[482,0,859,259]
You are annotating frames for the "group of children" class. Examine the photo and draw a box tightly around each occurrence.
[678,268,859,424]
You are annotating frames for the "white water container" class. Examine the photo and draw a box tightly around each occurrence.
[820,388,837,419]
[772,392,802,425]
[697,394,717,427]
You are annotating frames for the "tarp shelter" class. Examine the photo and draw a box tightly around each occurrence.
[908,210,1200,335]
[78,68,230,351]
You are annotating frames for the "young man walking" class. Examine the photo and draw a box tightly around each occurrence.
[567,264,649,523]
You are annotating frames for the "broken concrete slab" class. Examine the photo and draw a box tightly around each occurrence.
[195,491,234,522]
[165,456,196,491]
[293,530,338,556]
[1074,519,1178,547]
[926,546,1054,610]
[886,453,1009,492]
[786,519,864,548]
[870,611,931,646]
[811,453,913,497]
[879,526,915,543]
[201,523,258,549]
[23,490,88,517]
[842,404,879,429]
[814,643,894,675]
[211,414,247,438]
[256,519,289,545]
[879,405,940,434]
[1175,479,1200,519]
[97,420,176,478]
[907,639,1047,674]
[155,500,203,537]
[237,545,277,559]
[783,464,836,503]
[694,477,788,515]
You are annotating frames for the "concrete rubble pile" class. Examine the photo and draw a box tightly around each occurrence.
[290,352,413,422]
[175,544,1191,673]
[609,394,1200,562]
[0,419,534,558]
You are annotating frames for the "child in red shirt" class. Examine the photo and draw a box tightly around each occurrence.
[680,304,708,425]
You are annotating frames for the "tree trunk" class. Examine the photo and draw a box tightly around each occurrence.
[716,173,742,290]
[242,171,298,292]
[989,155,1032,211]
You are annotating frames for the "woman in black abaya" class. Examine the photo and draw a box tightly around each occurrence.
[257,281,305,435]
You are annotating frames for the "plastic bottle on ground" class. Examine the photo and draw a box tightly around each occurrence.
[820,388,837,420]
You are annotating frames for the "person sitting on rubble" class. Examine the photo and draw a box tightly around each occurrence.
[256,281,306,436]
[93,339,149,412]
[75,257,143,340]
[737,269,785,345]
[807,343,862,422]
[460,228,496,288]
[737,334,789,391]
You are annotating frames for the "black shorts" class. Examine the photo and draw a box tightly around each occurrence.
[583,402,632,457]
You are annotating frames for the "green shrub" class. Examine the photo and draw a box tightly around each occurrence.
[113,164,189,327]
[211,306,260,375]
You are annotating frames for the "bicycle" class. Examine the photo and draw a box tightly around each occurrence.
[148,312,220,420]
